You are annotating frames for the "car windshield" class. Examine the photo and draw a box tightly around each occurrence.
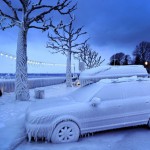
[67,81,106,102]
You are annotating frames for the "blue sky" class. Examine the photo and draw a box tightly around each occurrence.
[0,0,150,73]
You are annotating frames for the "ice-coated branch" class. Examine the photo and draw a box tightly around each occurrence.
[0,18,16,30]
[37,0,42,5]
[72,38,88,49]
[47,14,87,55]
[47,14,87,87]
[47,41,67,55]
[28,0,77,25]
[0,10,21,30]
[29,17,51,31]
[0,0,21,29]
[29,25,46,31]
[77,44,105,69]
[47,37,69,54]
[2,0,19,20]
[0,9,18,22]
[72,28,87,42]
[19,0,27,12]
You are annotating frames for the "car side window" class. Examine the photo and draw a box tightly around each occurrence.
[96,83,124,101]
[123,81,150,98]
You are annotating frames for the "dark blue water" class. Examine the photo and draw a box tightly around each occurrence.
[0,73,65,79]
[0,73,79,79]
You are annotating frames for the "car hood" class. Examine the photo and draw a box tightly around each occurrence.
[26,97,86,124]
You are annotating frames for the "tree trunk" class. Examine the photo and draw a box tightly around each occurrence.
[15,27,30,100]
[66,51,72,87]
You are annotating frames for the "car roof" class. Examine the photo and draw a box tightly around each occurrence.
[69,76,150,102]
[79,65,148,86]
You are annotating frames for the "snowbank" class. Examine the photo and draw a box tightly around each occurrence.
[80,65,148,86]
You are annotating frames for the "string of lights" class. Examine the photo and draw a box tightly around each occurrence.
[0,51,75,67]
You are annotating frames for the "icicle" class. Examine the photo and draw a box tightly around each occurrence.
[28,133,31,142]
[47,133,51,142]
[34,136,37,142]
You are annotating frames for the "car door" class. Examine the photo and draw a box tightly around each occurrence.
[81,82,128,133]
[120,80,150,126]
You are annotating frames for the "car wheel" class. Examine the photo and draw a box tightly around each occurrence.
[51,121,80,143]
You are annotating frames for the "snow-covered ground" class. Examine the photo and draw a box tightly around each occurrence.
[1,79,150,150]
[0,83,78,150]
[16,126,150,150]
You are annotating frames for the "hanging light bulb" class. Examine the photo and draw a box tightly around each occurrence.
[0,51,77,68]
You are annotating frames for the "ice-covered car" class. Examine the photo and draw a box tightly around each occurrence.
[26,77,150,144]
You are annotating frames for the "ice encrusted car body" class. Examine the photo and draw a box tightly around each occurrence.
[26,77,150,143]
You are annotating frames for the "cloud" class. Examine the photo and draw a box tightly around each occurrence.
[1,0,150,65]
[76,0,150,52]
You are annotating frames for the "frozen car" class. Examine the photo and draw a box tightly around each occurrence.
[26,77,150,143]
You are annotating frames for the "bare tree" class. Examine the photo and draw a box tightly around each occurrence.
[47,15,87,87]
[110,52,125,65]
[0,0,76,100]
[109,52,132,65]
[77,44,104,69]
[133,41,150,65]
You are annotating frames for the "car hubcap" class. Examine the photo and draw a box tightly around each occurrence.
[58,126,73,142]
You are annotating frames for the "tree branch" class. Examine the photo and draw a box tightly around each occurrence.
[0,18,16,30]
[19,0,27,12]
[28,0,77,25]
[77,44,104,68]
[2,0,19,20]
[29,25,47,31]
[0,9,18,22]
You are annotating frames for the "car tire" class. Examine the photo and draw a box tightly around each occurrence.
[51,121,80,143]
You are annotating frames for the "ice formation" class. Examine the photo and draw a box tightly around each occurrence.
[79,65,148,86]
[26,77,150,143]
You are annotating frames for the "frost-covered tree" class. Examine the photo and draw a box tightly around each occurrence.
[47,15,87,87]
[133,41,150,65]
[77,44,104,69]
[0,0,76,100]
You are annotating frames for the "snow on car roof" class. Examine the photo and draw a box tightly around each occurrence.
[79,65,148,86]
[80,65,147,77]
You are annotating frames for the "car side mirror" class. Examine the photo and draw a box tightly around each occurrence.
[90,97,101,107]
